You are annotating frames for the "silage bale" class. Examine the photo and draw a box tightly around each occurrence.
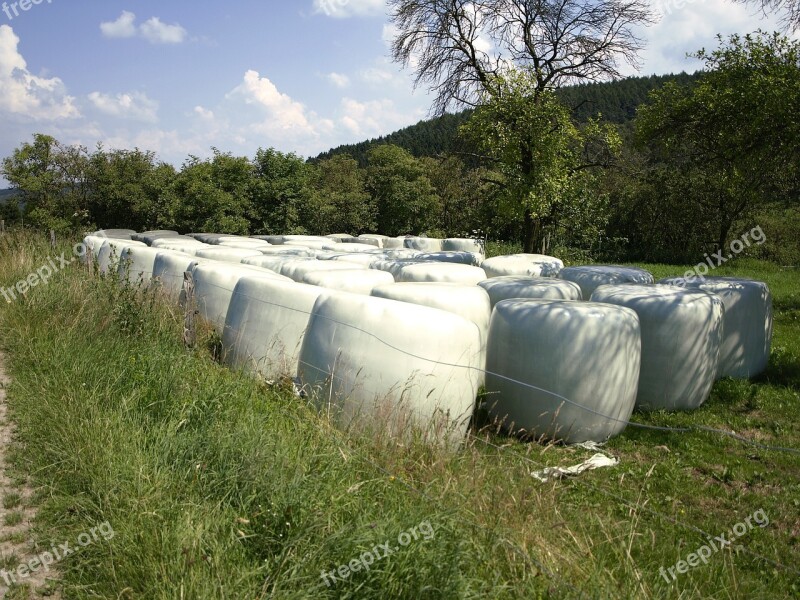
[194,247,264,263]
[303,269,395,295]
[396,262,487,285]
[558,265,654,300]
[416,251,483,266]
[404,237,444,251]
[481,254,564,278]
[478,276,583,309]
[279,259,368,282]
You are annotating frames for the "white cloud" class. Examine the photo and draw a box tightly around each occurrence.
[326,72,350,88]
[100,11,137,38]
[0,25,79,120]
[313,0,385,18]
[99,12,188,45]
[88,91,159,123]
[338,97,420,137]
[229,70,315,133]
[193,106,215,120]
[140,17,188,44]
[359,67,394,84]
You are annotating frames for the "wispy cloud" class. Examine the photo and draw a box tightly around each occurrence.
[100,11,188,44]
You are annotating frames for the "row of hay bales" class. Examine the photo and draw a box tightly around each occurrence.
[83,230,773,445]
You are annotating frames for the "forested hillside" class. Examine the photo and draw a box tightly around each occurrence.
[313,72,701,165]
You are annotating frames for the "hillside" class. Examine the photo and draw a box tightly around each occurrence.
[313,71,701,165]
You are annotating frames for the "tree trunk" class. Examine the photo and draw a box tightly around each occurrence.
[523,209,542,254]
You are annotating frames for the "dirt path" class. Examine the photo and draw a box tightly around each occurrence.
[0,354,60,598]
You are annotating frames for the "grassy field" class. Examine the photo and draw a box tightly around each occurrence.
[0,230,797,599]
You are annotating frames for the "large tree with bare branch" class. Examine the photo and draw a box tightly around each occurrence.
[735,0,799,30]
[388,0,653,251]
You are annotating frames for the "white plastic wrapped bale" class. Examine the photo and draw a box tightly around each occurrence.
[188,233,223,243]
[216,240,273,250]
[279,259,368,282]
[150,243,208,255]
[485,299,641,443]
[131,230,179,244]
[331,243,382,253]
[371,282,491,384]
[370,259,431,279]
[416,251,483,266]
[92,229,136,240]
[591,285,723,411]
[481,254,564,278]
[117,246,166,285]
[383,248,421,259]
[396,263,487,285]
[404,237,444,252]
[151,238,205,248]
[443,238,484,255]
[478,276,583,309]
[325,234,353,243]
[303,269,395,295]
[194,247,264,263]
[357,234,387,248]
[382,238,406,249]
[298,292,483,445]
[325,253,385,267]
[257,235,286,245]
[257,246,312,257]
[152,252,209,300]
[192,263,291,332]
[242,255,315,273]
[82,235,110,264]
[658,276,772,378]
[96,240,147,274]
[284,240,337,251]
[559,265,654,300]
[223,278,325,380]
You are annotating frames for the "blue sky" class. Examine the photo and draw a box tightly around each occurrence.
[0,0,791,186]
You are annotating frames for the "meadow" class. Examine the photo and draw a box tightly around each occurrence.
[0,230,797,599]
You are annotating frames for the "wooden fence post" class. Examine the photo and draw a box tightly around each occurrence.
[0,220,5,235]
[182,271,196,349]
[49,229,56,248]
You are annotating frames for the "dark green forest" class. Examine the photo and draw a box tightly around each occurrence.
[2,34,798,265]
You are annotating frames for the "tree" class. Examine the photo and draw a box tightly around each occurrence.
[309,155,376,234]
[1,134,91,233]
[388,0,652,250]
[250,148,313,235]
[365,145,441,236]
[636,32,800,255]
[389,0,653,114]
[165,151,252,234]
[734,0,799,30]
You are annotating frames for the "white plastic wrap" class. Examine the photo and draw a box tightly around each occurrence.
[658,276,772,378]
[558,265,654,299]
[152,253,208,300]
[396,263,487,285]
[96,240,147,274]
[481,254,564,278]
[415,251,483,266]
[591,284,723,410]
[150,238,205,248]
[485,299,641,443]
[369,259,429,279]
[478,276,583,308]
[117,246,166,285]
[303,269,395,295]
[257,247,312,257]
[442,238,484,255]
[242,256,314,272]
[131,230,179,244]
[192,263,291,332]
[331,243,381,253]
[223,278,326,380]
[278,260,367,282]
[298,292,483,445]
[194,247,264,263]
[404,237,444,252]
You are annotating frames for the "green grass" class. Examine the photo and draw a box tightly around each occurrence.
[0,230,797,598]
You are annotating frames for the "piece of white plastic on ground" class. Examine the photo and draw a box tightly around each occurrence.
[558,265,654,300]
[223,278,326,380]
[481,254,564,278]
[416,251,483,266]
[194,247,264,263]
[485,299,641,443]
[96,240,147,274]
[279,259,368,282]
[152,252,209,300]
[658,276,772,379]
[303,269,395,295]
[396,262,487,285]
[478,276,583,309]
[531,454,620,483]
[192,263,291,332]
[298,292,483,445]
[404,237,444,251]
[591,284,723,410]
[117,246,165,285]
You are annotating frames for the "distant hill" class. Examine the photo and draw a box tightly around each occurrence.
[313,71,701,166]
[0,189,21,204]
